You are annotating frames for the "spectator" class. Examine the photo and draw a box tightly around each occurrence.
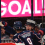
[9,34,14,39]
[1,27,9,39]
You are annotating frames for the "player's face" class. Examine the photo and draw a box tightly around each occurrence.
[26,25,32,31]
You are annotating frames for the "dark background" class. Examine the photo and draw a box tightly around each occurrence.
[1,16,45,27]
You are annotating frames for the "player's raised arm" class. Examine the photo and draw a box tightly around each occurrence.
[2,21,16,34]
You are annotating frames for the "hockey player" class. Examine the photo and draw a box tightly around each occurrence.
[13,21,24,43]
[25,19,42,45]
[35,24,44,36]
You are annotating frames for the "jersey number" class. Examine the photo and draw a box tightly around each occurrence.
[27,38,32,45]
